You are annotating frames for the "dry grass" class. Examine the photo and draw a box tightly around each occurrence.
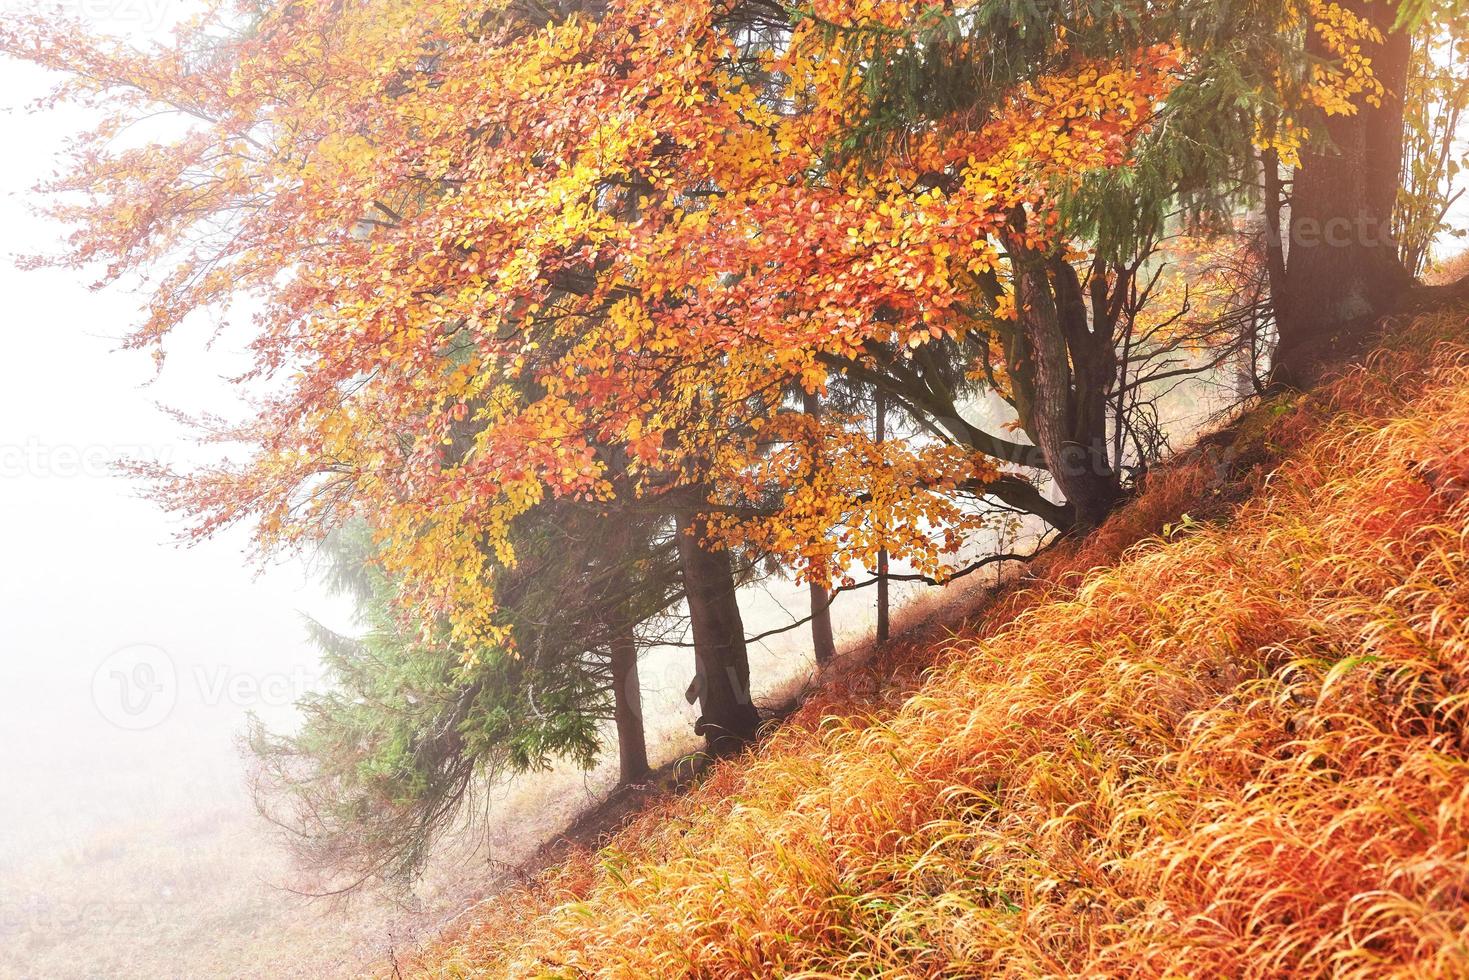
[408,309,1469,979]
[1428,249,1469,286]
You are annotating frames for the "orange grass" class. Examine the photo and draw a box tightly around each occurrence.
[1429,250,1469,286]
[410,310,1469,978]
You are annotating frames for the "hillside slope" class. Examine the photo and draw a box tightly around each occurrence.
[409,310,1469,978]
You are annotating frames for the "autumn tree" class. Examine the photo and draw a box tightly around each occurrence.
[1,0,1205,761]
[1395,10,1469,277]
[824,0,1467,391]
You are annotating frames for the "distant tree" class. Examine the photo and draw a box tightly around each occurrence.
[1395,12,1469,278]
[800,390,837,667]
[873,391,891,645]
[249,499,680,889]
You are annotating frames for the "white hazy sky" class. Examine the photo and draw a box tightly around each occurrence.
[0,2,353,863]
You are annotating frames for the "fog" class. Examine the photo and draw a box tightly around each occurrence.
[0,7,358,975]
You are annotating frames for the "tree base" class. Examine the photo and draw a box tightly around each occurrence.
[1272,275,1469,392]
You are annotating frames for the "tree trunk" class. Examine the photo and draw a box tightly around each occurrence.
[675,506,761,754]
[1262,148,1289,305]
[808,580,836,666]
[801,390,838,666]
[609,620,650,786]
[1273,0,1415,389]
[874,390,890,645]
[1006,232,1120,532]
[1057,256,1121,511]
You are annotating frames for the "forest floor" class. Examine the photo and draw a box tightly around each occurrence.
[398,538,1030,973]
[399,304,1469,978]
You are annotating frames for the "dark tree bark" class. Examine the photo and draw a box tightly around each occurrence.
[609,620,650,786]
[1059,254,1122,503]
[675,506,761,754]
[808,579,837,667]
[875,550,890,644]
[1273,0,1416,389]
[1262,148,1289,305]
[874,390,891,645]
[800,390,838,666]
[1004,225,1121,532]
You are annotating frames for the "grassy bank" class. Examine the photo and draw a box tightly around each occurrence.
[411,309,1469,978]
